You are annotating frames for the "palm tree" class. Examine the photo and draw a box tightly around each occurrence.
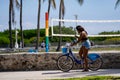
[36,0,41,50]
[9,0,20,49]
[43,0,56,17]
[56,0,84,51]
[20,0,24,48]
[56,0,65,51]
[44,0,56,51]
[35,0,56,50]
[47,0,56,17]
[115,0,120,9]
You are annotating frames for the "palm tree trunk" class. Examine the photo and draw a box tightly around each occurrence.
[36,0,41,50]
[48,0,51,16]
[56,1,62,51]
[47,0,56,17]
[20,0,24,48]
[9,0,13,49]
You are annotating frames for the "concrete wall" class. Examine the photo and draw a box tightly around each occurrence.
[0,52,120,71]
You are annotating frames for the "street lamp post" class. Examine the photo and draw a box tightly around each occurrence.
[74,14,78,26]
[74,15,78,47]
[74,14,78,35]
[15,28,19,49]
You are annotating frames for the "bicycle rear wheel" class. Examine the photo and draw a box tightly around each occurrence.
[88,57,103,71]
[57,55,74,72]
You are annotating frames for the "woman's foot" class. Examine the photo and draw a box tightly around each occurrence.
[82,69,89,72]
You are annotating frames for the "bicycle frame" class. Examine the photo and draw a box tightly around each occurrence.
[63,47,101,64]
[63,48,82,64]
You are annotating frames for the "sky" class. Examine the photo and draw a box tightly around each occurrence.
[0,0,120,35]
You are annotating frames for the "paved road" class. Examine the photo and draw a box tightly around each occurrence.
[0,69,120,80]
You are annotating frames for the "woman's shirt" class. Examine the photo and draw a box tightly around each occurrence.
[79,31,88,42]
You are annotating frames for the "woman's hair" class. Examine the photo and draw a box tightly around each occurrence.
[76,25,88,34]
[76,25,85,31]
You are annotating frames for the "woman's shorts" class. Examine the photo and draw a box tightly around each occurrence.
[82,39,91,49]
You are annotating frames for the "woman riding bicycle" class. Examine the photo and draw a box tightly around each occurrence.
[71,25,91,72]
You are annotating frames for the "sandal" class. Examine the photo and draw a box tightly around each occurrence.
[82,69,89,72]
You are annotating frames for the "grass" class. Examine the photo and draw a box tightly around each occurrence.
[52,76,120,80]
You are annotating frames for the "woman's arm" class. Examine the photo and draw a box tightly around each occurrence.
[71,32,85,46]
[75,35,79,38]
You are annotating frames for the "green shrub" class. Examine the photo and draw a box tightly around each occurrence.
[104,38,120,44]
[0,37,9,45]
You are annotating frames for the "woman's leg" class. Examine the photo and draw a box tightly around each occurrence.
[82,46,89,71]
[79,46,83,59]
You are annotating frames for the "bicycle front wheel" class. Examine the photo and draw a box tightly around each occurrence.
[88,57,103,71]
[57,55,74,72]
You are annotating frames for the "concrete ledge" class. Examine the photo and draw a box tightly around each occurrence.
[0,52,120,71]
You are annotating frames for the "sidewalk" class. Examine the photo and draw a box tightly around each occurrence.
[0,69,120,80]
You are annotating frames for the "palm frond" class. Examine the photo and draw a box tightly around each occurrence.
[15,0,20,9]
[43,0,46,3]
[51,0,56,9]
[115,0,120,9]
[77,0,84,6]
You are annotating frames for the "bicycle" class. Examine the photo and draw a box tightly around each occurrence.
[57,46,103,72]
